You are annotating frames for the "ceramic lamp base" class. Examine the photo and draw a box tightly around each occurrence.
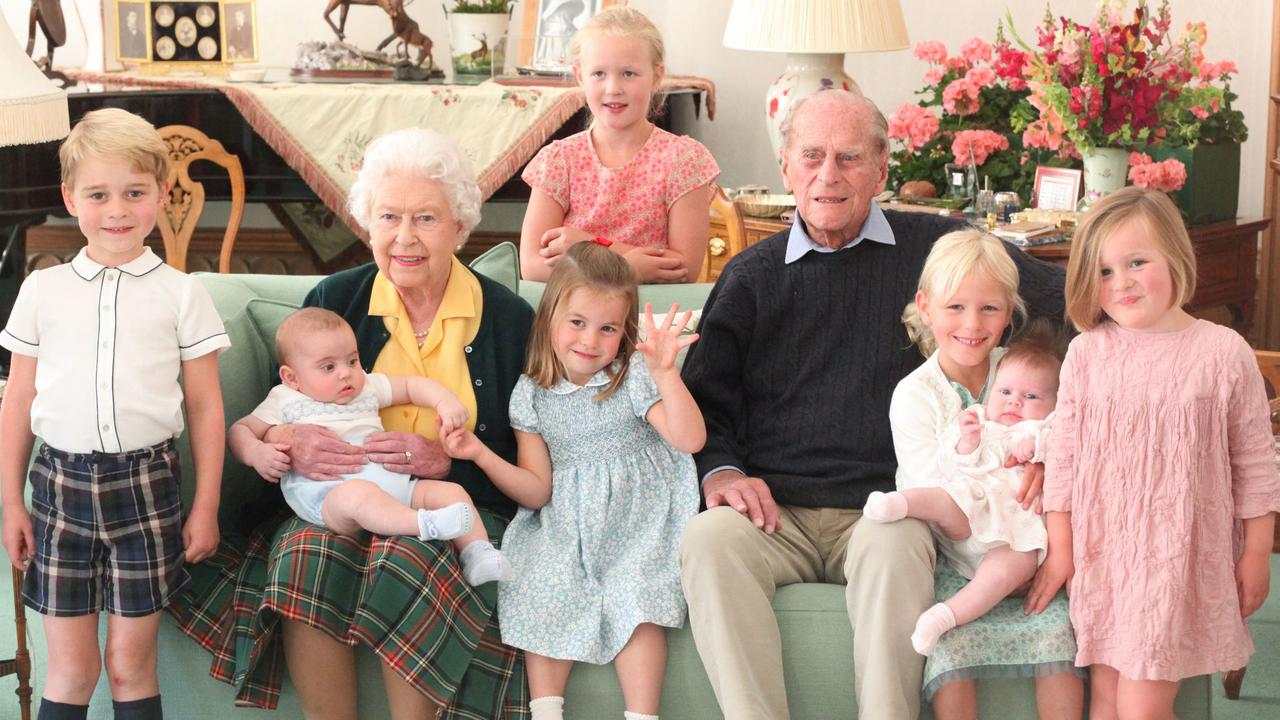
[764,52,859,162]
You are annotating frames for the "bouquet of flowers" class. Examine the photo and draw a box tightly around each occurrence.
[887,27,1075,203]
[1009,0,1228,154]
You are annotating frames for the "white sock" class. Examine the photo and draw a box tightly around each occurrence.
[624,712,659,720]
[417,502,472,541]
[530,696,564,720]
[911,602,957,656]
[459,540,512,585]
[863,491,909,522]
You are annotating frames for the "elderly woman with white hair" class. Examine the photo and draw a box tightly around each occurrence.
[205,128,533,719]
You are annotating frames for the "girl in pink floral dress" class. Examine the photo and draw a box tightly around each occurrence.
[1030,187,1280,718]
[519,7,719,284]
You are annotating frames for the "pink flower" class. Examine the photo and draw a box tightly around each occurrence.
[1128,151,1152,166]
[888,104,941,152]
[1128,158,1187,193]
[914,40,948,65]
[960,37,993,65]
[1189,105,1210,120]
[946,56,972,72]
[1197,60,1237,80]
[942,78,982,116]
[951,129,1009,166]
[923,68,945,85]
[965,65,997,88]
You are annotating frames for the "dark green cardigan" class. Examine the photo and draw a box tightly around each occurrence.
[304,263,533,519]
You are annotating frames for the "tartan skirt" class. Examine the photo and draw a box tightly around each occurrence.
[168,510,528,717]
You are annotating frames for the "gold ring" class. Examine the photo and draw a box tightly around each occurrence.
[404,450,413,463]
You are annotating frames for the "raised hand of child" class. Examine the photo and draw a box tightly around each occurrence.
[435,396,470,435]
[2,505,34,570]
[1011,437,1037,464]
[251,442,291,481]
[955,409,982,455]
[636,303,699,375]
[441,427,484,462]
[182,507,220,564]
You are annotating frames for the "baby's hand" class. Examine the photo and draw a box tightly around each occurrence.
[251,442,291,482]
[955,409,981,454]
[1011,437,1037,464]
[636,303,699,375]
[441,427,484,461]
[435,397,469,435]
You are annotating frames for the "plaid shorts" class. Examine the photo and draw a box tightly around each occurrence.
[24,440,189,617]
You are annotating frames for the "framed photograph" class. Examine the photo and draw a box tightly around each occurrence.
[1033,166,1084,211]
[115,1,150,61]
[517,0,622,71]
[222,1,257,62]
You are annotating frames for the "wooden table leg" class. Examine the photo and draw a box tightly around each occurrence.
[1223,666,1246,700]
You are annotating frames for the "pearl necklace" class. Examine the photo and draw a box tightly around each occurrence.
[413,327,429,346]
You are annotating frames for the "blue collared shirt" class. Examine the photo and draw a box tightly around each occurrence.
[783,200,896,264]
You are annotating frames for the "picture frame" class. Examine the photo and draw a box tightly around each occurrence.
[517,0,621,72]
[110,1,256,69]
[222,0,257,62]
[1033,166,1084,211]
[115,0,150,61]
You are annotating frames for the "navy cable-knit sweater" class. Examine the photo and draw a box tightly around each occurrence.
[680,210,1066,509]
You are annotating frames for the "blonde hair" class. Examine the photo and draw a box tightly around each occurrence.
[1065,187,1195,331]
[570,6,664,68]
[903,228,1026,357]
[59,108,170,189]
[276,307,351,367]
[526,242,639,401]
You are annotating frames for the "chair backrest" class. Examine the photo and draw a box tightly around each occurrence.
[1256,350,1280,430]
[155,125,245,273]
[701,184,747,283]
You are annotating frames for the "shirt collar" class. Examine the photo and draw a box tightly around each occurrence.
[784,201,895,264]
[70,246,164,281]
[548,365,615,395]
[368,256,477,321]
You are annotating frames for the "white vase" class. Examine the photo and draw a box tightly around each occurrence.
[763,53,859,163]
[447,12,509,83]
[1081,147,1129,203]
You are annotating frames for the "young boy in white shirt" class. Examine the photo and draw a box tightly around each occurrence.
[0,108,229,720]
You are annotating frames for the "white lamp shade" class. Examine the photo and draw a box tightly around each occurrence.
[724,0,909,54]
[0,11,70,148]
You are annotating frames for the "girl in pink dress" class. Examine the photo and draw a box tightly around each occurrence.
[519,7,719,284]
[1029,187,1280,718]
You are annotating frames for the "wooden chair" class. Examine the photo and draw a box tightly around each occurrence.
[1222,349,1280,700]
[1,568,32,720]
[155,125,245,273]
[700,184,746,283]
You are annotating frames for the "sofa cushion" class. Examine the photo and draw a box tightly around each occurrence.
[245,297,302,363]
[468,241,521,292]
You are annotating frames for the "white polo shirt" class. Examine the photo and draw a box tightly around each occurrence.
[0,247,230,453]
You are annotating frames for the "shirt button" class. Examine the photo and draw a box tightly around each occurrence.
[102,424,110,432]
[101,342,108,349]
[478,423,487,432]
[106,271,116,282]
[464,346,473,354]
[474,379,483,386]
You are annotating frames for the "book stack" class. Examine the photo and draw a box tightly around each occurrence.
[992,221,1060,247]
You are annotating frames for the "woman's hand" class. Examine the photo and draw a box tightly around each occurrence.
[250,442,291,482]
[1237,548,1272,618]
[538,226,592,264]
[182,506,220,564]
[363,431,451,478]
[626,247,689,284]
[636,303,699,377]
[276,424,365,481]
[2,505,33,570]
[441,427,485,462]
[1024,548,1072,614]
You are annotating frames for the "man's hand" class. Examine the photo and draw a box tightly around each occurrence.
[250,442,291,482]
[704,470,781,534]
[1024,548,1072,614]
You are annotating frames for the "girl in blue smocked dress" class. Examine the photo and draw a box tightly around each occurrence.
[442,241,703,720]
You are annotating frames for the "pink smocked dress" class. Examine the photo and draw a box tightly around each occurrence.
[1044,320,1280,680]
[521,127,719,248]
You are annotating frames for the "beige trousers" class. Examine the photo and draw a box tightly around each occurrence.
[679,505,937,720]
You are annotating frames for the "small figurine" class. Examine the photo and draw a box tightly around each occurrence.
[323,0,404,41]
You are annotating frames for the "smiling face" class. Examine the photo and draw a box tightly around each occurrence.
[780,93,889,248]
[918,270,1014,390]
[573,34,663,134]
[280,325,365,404]
[368,173,462,298]
[986,358,1058,425]
[1096,217,1187,332]
[552,286,629,385]
[61,154,164,267]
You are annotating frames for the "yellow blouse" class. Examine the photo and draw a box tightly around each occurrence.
[368,257,482,440]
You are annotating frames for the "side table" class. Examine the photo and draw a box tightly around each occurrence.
[0,378,33,720]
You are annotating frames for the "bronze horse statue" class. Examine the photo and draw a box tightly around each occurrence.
[376,10,433,68]
[323,0,404,40]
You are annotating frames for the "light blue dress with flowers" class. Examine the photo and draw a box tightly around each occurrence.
[497,353,699,664]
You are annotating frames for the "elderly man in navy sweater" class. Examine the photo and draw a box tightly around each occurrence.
[678,91,1067,720]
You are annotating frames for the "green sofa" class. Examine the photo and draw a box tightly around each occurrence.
[2,253,1213,718]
